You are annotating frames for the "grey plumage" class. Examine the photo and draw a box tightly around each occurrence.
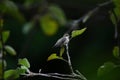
[54,34,69,47]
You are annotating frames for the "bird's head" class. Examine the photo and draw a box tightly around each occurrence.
[63,34,69,37]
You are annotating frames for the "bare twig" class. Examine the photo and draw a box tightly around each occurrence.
[22,69,86,80]
[75,70,87,80]
[65,44,74,74]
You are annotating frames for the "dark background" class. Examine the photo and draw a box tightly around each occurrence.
[2,0,120,80]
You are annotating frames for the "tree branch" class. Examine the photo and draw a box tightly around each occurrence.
[22,69,86,80]
[65,44,74,74]
[66,0,114,34]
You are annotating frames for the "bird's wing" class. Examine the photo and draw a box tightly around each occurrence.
[54,37,66,47]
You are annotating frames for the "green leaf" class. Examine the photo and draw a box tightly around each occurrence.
[47,53,62,61]
[40,14,58,36]
[16,67,27,75]
[113,46,119,58]
[60,47,65,57]
[114,7,120,20]
[113,0,120,8]
[113,0,120,20]
[22,21,34,34]
[110,11,117,26]
[2,31,10,43]
[4,45,16,56]
[4,69,19,80]
[49,5,67,26]
[71,27,87,38]
[20,66,28,71]
[97,62,116,77]
[18,58,30,68]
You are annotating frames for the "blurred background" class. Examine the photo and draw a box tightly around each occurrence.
[1,0,120,80]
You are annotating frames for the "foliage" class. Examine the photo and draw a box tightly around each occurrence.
[71,27,87,38]
[0,0,68,79]
[49,5,67,26]
[40,14,58,36]
[18,58,30,68]
[113,46,119,58]
[60,47,65,57]
[1,31,10,43]
[97,62,116,77]
[0,0,25,22]
[47,53,62,61]
[0,0,120,80]
[4,45,16,56]
[97,0,120,79]
[4,58,30,80]
[4,69,20,80]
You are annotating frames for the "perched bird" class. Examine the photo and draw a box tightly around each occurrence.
[54,34,70,47]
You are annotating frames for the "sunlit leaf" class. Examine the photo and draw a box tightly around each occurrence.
[71,27,87,38]
[4,45,16,56]
[49,5,67,26]
[22,21,34,34]
[113,46,119,58]
[2,31,10,43]
[47,53,62,61]
[60,47,65,57]
[18,58,30,68]
[97,62,116,77]
[4,69,19,80]
[40,14,58,36]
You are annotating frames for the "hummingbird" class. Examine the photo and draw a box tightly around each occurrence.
[54,34,70,47]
